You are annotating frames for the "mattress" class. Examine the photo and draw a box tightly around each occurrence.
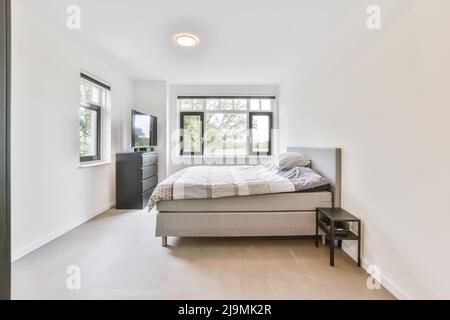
[156,191,332,212]
[150,164,330,208]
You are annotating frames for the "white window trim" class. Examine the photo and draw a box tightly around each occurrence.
[78,160,112,169]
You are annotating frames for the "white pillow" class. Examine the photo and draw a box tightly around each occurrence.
[274,152,311,170]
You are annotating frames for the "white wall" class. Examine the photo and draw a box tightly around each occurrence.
[11,2,134,260]
[134,81,168,180]
[168,85,279,175]
[279,1,450,299]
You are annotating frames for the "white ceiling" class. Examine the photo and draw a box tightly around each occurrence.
[17,0,376,84]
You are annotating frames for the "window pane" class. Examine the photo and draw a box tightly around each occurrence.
[81,81,103,105]
[101,90,107,106]
[80,107,98,157]
[249,99,260,111]
[206,113,247,156]
[219,99,233,110]
[91,87,100,104]
[234,99,247,111]
[251,115,270,154]
[205,99,220,110]
[182,115,202,153]
[180,99,192,111]
[80,80,86,100]
[192,99,203,111]
[260,99,272,111]
[84,83,93,102]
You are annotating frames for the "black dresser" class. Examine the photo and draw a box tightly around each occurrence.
[116,152,158,209]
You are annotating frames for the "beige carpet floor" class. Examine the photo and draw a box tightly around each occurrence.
[12,208,395,300]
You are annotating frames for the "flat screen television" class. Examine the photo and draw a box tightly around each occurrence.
[131,109,157,149]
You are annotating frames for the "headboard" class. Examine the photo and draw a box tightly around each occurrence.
[287,147,342,208]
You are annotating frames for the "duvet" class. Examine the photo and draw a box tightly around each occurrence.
[149,164,329,209]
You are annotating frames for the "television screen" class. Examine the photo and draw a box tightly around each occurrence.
[131,110,157,148]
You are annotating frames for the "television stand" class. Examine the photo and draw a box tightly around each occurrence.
[116,151,158,209]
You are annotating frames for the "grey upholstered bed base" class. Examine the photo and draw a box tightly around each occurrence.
[155,147,341,246]
[156,211,318,237]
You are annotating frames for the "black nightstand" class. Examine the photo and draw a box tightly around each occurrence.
[316,207,361,267]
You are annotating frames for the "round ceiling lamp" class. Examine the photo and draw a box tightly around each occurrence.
[175,33,199,47]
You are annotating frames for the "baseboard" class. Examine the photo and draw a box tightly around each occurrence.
[341,241,412,300]
[12,201,115,262]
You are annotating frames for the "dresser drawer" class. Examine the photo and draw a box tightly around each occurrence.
[142,175,158,192]
[142,154,157,167]
[142,165,157,180]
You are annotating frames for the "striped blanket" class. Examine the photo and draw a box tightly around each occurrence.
[149,165,296,208]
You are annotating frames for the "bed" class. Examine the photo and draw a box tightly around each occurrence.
[152,147,341,246]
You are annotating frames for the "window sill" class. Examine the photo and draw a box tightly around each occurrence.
[78,161,112,169]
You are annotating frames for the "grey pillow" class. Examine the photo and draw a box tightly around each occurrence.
[274,152,311,170]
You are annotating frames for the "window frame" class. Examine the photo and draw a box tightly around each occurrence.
[178,96,275,157]
[79,73,110,164]
[180,111,204,156]
[79,102,101,163]
[249,112,273,156]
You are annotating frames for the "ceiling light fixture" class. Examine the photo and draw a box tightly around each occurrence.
[175,33,199,47]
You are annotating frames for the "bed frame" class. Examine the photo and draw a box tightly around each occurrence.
[155,147,342,247]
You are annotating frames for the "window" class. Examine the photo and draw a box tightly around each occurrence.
[179,96,274,156]
[249,112,272,155]
[79,105,101,161]
[180,112,204,155]
[79,74,110,162]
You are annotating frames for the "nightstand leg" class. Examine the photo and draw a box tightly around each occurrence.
[315,209,319,247]
[357,221,361,267]
[330,221,335,267]
[162,236,167,247]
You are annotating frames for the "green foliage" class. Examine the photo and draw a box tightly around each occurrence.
[206,113,247,156]
[183,115,202,153]
[79,108,94,157]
